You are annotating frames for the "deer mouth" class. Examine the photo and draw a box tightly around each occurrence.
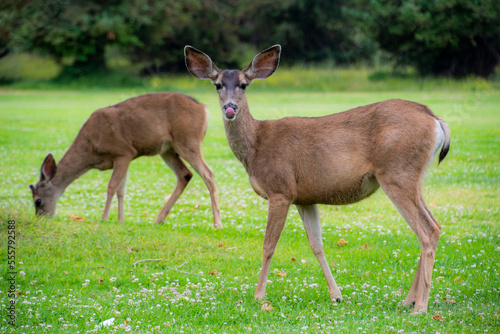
[224,106,237,121]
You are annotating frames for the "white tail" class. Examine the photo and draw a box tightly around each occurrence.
[185,45,451,311]
[29,92,222,228]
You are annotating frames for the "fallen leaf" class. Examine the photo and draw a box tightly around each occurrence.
[361,244,369,250]
[432,314,444,321]
[430,202,438,208]
[337,239,348,246]
[141,212,148,217]
[209,270,218,275]
[443,297,457,305]
[291,257,296,262]
[365,271,370,276]
[64,271,68,275]
[277,271,287,277]
[454,276,461,281]
[331,262,336,267]
[98,279,104,284]
[194,204,201,209]
[261,302,274,311]
[69,214,84,222]
[217,243,225,248]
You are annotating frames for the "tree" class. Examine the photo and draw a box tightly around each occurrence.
[344,0,500,78]
[240,0,375,65]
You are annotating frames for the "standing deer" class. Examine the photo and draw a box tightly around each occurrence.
[29,92,222,228]
[185,45,450,311]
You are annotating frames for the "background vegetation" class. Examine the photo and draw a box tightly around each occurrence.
[1,0,499,81]
[0,1,499,332]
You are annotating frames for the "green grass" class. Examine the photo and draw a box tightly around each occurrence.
[0,80,499,333]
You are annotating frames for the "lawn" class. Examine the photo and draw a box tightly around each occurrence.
[0,75,499,333]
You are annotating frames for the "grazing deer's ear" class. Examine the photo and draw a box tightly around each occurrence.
[29,184,35,196]
[184,46,220,81]
[243,45,281,81]
[40,153,57,182]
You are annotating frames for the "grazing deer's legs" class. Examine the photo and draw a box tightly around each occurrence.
[296,204,343,302]
[177,146,222,229]
[102,157,131,221]
[117,174,127,222]
[155,149,193,224]
[377,176,441,311]
[255,194,291,300]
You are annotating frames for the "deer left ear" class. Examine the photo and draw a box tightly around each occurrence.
[184,45,220,81]
[29,184,36,197]
[243,45,281,81]
[40,153,57,182]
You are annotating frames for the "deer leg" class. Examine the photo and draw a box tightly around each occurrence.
[116,174,127,222]
[255,194,291,300]
[296,204,342,302]
[102,158,131,221]
[178,146,222,229]
[378,177,441,312]
[155,150,193,224]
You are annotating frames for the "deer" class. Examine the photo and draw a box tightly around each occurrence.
[29,92,222,229]
[184,44,451,311]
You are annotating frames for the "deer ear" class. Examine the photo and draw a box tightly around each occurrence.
[40,153,57,182]
[29,184,36,196]
[243,45,281,81]
[184,46,220,81]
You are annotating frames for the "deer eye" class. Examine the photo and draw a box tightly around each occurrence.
[35,199,42,207]
[240,83,248,90]
[215,83,222,90]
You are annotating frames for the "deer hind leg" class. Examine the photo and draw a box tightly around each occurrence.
[175,144,222,229]
[155,148,193,224]
[102,157,131,221]
[377,175,441,312]
[255,194,291,300]
[296,204,342,302]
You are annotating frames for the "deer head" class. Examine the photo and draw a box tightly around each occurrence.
[29,153,61,217]
[184,45,281,121]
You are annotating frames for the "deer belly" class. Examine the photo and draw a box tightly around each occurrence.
[296,172,380,205]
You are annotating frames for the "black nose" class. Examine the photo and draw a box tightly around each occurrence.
[223,104,237,111]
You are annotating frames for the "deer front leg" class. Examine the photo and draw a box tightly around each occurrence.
[117,174,127,222]
[255,194,291,300]
[102,158,131,221]
[296,204,342,302]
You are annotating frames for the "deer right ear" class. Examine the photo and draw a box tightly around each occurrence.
[243,45,281,81]
[29,184,35,196]
[40,153,57,182]
[184,46,220,81]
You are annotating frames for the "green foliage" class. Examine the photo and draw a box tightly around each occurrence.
[344,0,500,78]
[0,53,60,82]
[0,87,499,332]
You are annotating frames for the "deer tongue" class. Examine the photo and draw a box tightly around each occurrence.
[225,107,236,119]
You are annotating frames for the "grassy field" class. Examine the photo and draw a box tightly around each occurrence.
[0,75,499,333]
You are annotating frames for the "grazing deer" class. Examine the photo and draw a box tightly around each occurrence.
[185,45,450,311]
[29,92,222,228]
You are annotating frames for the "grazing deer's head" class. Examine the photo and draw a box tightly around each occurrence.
[184,45,281,121]
[29,153,60,217]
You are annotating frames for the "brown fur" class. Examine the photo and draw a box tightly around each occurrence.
[185,45,450,311]
[30,92,222,228]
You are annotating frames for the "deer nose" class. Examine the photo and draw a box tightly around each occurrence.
[223,104,237,120]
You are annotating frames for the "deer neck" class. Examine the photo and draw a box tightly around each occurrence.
[223,99,258,170]
[52,140,92,192]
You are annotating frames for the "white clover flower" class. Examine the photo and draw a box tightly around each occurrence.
[110,277,117,282]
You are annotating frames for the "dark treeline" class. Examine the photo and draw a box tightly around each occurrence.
[1,0,499,78]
